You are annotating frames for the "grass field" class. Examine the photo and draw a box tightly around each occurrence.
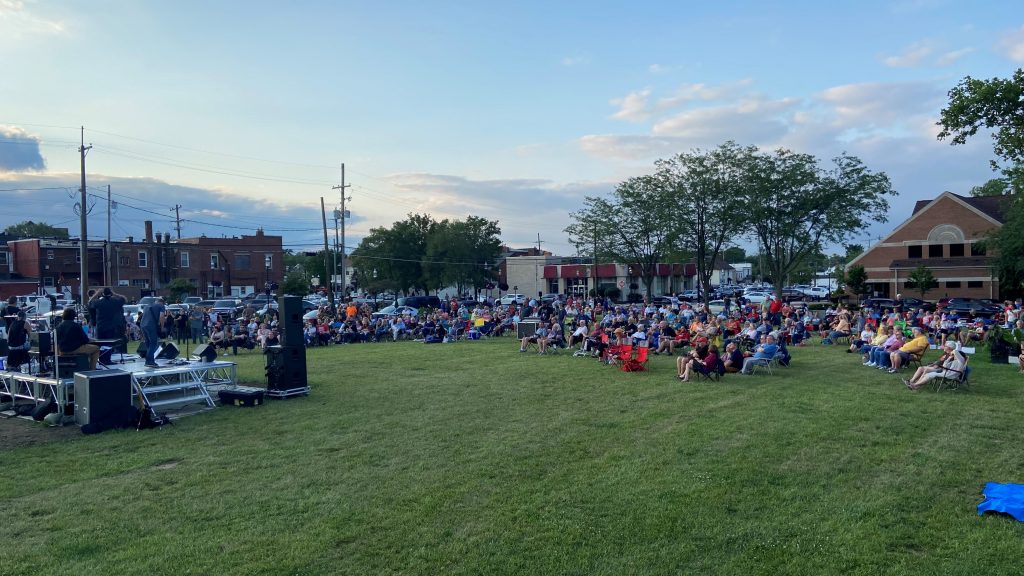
[2,336,1024,575]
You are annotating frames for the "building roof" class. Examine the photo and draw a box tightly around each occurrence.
[912,192,1009,223]
[889,257,992,269]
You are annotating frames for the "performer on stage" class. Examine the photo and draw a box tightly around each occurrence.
[139,296,167,368]
[56,308,99,370]
[91,287,127,342]
[3,295,20,330]
[5,310,33,371]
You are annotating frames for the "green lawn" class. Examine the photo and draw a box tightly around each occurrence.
[2,337,1024,575]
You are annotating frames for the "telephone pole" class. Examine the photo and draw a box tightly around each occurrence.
[172,204,182,238]
[320,197,335,316]
[536,233,544,253]
[332,163,351,299]
[78,127,92,304]
[106,185,112,286]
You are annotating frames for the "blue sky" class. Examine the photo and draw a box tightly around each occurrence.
[2,0,1023,256]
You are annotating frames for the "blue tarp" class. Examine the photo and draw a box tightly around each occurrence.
[978,482,1024,522]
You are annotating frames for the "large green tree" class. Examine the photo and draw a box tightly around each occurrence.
[423,216,501,294]
[351,214,435,295]
[741,149,896,300]
[937,68,1024,170]
[3,220,69,238]
[566,175,675,299]
[657,141,753,304]
[906,265,937,299]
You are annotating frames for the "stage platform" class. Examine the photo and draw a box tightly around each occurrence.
[0,357,239,421]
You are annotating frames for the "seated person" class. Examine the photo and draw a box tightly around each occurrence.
[849,325,875,353]
[567,320,589,348]
[264,330,280,347]
[4,310,33,371]
[209,324,228,351]
[520,325,549,353]
[230,327,251,354]
[740,334,779,374]
[722,341,744,373]
[905,340,965,390]
[656,321,677,355]
[888,326,929,373]
[544,320,564,352]
[677,344,719,382]
[56,308,99,370]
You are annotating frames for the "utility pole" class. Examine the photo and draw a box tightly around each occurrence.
[536,233,543,253]
[78,127,92,305]
[106,185,112,286]
[332,163,351,300]
[592,222,598,299]
[172,204,182,239]
[320,197,335,316]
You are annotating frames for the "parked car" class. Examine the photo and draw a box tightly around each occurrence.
[649,295,673,306]
[396,295,443,310]
[898,296,935,312]
[944,298,1002,318]
[743,291,770,305]
[707,299,726,315]
[860,298,898,310]
[123,304,142,319]
[211,299,241,318]
[678,290,701,302]
[801,286,830,301]
[540,293,565,305]
[779,288,806,302]
[371,305,419,319]
[250,293,277,308]
[499,293,527,306]
[137,296,157,310]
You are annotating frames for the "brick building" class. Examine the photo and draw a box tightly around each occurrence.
[846,192,1007,300]
[1,221,283,301]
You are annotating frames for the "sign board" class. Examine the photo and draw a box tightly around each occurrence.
[618,279,625,288]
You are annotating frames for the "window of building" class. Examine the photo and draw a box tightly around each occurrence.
[180,252,190,268]
[949,243,965,257]
[43,276,54,286]
[946,281,961,288]
[928,244,943,258]
[234,254,251,270]
[971,243,986,256]
[908,245,922,259]
[0,252,8,266]
[264,254,272,269]
[131,279,150,288]
[967,281,983,288]
[75,253,80,263]
[119,256,130,266]
[46,250,54,260]
[138,251,148,268]
[210,253,220,269]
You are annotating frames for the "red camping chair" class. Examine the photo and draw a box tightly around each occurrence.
[609,345,633,367]
[621,345,649,372]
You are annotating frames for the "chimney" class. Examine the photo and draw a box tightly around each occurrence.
[164,232,171,244]
[144,221,153,243]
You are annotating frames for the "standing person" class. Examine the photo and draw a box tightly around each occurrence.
[5,310,33,371]
[175,309,189,344]
[3,295,21,330]
[139,296,167,368]
[91,287,127,344]
[189,306,206,343]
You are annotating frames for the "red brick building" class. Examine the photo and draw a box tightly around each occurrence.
[847,192,1007,300]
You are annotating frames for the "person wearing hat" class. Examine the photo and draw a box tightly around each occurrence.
[91,287,127,342]
[139,296,167,368]
[904,340,965,390]
[887,325,930,374]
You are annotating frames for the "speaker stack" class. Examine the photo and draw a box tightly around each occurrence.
[264,296,309,398]
[74,369,132,426]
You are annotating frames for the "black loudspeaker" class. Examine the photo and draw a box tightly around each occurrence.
[279,296,304,348]
[517,321,539,338]
[156,342,179,360]
[34,331,52,356]
[56,354,90,379]
[192,343,218,363]
[265,345,307,390]
[74,369,132,426]
[98,346,115,366]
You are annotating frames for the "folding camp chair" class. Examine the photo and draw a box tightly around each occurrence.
[608,345,632,367]
[749,351,783,376]
[696,358,726,382]
[621,345,649,372]
[934,354,972,392]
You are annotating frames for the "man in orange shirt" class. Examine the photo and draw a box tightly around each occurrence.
[345,300,358,320]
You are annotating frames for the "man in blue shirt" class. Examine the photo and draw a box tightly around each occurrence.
[140,297,167,368]
[741,334,779,374]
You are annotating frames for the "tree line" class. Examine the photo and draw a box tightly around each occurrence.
[565,141,896,304]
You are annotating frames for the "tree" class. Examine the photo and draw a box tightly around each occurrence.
[844,243,864,262]
[165,278,193,302]
[981,198,1024,296]
[658,142,753,305]
[282,270,311,296]
[906,265,937,299]
[351,214,436,295]
[937,68,1024,170]
[846,264,868,297]
[741,148,895,300]
[423,216,502,295]
[566,175,676,299]
[723,246,746,263]
[3,220,69,238]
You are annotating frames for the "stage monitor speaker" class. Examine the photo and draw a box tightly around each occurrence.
[74,369,132,426]
[56,354,90,379]
[279,296,304,348]
[34,331,52,356]
[264,345,307,390]
[156,342,179,360]
[191,343,218,363]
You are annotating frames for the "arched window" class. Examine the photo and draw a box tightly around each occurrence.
[927,224,965,243]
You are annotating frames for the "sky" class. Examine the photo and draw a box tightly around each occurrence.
[1,0,1023,258]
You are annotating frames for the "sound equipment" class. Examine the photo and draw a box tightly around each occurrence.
[31,399,56,421]
[156,342,179,360]
[56,354,90,379]
[279,296,304,348]
[264,345,308,394]
[517,320,540,339]
[137,341,148,357]
[74,369,132,426]
[34,331,52,356]
[98,346,115,366]
[191,343,217,363]
[217,386,266,407]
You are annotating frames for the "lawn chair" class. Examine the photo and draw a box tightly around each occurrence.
[608,345,633,367]
[621,345,649,372]
[934,354,972,392]
[749,351,784,376]
[696,358,726,382]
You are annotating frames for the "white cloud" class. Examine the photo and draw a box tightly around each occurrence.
[560,55,587,67]
[648,64,669,74]
[997,25,1024,62]
[652,97,799,145]
[655,79,753,112]
[609,89,652,122]
[936,46,976,66]
[815,81,941,129]
[0,0,66,35]
[881,41,934,67]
